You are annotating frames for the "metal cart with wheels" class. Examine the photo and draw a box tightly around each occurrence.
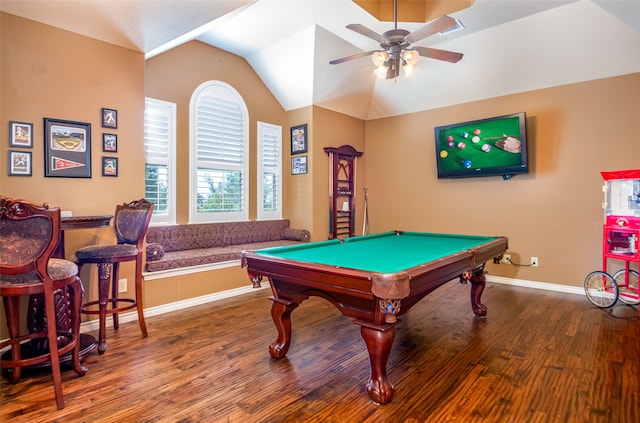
[584,169,640,308]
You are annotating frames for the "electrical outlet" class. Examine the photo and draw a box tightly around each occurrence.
[500,254,511,264]
[118,278,127,293]
[530,257,539,267]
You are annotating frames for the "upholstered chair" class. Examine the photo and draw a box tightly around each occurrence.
[75,199,153,354]
[0,196,87,410]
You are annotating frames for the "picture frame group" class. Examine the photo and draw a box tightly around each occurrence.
[291,155,308,175]
[44,117,92,178]
[7,150,32,176]
[101,107,118,129]
[290,123,308,155]
[9,121,33,148]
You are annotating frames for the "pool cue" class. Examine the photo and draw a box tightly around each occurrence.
[362,187,369,235]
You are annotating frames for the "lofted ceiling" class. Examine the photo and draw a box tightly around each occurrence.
[2,0,639,120]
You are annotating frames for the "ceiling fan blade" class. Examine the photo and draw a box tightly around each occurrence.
[413,46,463,63]
[329,50,378,65]
[405,15,457,44]
[346,24,387,44]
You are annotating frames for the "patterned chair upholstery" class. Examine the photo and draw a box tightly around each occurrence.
[75,199,153,354]
[0,196,87,410]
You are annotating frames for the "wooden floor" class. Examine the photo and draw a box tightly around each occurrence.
[1,282,638,422]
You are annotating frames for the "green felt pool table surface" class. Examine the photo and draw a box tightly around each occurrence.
[255,231,500,274]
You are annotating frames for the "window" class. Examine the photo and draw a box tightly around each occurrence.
[190,81,249,223]
[257,122,282,220]
[144,98,176,225]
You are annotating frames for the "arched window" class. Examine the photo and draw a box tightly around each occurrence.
[189,81,249,222]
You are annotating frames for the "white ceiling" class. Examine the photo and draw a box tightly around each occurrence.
[2,0,639,120]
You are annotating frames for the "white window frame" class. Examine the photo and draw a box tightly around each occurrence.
[189,81,249,223]
[144,97,176,225]
[257,122,283,220]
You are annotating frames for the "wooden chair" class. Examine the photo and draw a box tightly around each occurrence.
[0,196,87,410]
[75,199,153,354]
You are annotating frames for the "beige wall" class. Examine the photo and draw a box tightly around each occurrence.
[312,106,366,240]
[364,73,640,287]
[286,107,315,236]
[145,40,289,223]
[2,10,639,337]
[1,12,146,332]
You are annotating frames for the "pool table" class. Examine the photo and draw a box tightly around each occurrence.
[241,231,508,404]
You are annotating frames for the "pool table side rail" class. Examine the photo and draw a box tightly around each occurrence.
[398,236,508,311]
[240,235,507,304]
[241,253,376,299]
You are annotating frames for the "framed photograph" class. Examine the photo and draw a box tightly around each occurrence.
[291,155,308,175]
[102,156,118,177]
[44,117,92,178]
[290,124,308,155]
[9,121,33,148]
[8,150,32,176]
[101,108,118,129]
[103,133,117,152]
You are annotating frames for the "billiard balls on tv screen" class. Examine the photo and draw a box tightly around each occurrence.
[457,142,466,149]
[462,159,472,168]
[482,144,492,152]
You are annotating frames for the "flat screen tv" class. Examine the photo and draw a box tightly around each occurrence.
[434,112,528,180]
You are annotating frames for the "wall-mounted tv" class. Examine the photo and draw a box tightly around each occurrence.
[434,112,528,180]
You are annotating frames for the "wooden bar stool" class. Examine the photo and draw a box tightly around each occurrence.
[75,199,153,354]
[0,196,87,410]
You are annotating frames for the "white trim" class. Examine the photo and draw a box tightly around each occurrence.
[80,284,268,333]
[78,275,586,333]
[486,275,585,296]
[143,259,240,281]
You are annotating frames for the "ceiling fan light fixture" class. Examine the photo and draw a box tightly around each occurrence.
[402,49,419,66]
[371,51,388,67]
[403,63,416,77]
[374,65,389,78]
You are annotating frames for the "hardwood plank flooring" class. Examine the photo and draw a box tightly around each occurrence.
[1,282,638,422]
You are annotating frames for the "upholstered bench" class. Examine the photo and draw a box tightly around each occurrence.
[145,219,310,272]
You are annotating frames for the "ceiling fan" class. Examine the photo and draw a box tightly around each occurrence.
[329,0,464,79]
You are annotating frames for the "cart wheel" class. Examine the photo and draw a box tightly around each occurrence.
[584,271,618,308]
[613,269,639,305]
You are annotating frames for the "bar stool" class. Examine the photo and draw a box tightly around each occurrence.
[0,196,87,410]
[75,199,153,354]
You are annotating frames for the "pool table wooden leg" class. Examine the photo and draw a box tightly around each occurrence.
[469,266,487,317]
[356,320,398,404]
[268,297,298,359]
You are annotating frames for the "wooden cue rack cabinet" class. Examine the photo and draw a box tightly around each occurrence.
[324,145,363,239]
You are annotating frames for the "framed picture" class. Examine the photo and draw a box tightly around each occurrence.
[9,121,33,148]
[101,108,118,129]
[290,124,308,155]
[102,156,118,177]
[291,155,308,175]
[44,117,92,178]
[103,133,117,152]
[8,150,32,176]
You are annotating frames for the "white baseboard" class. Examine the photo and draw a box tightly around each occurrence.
[80,276,584,333]
[486,275,585,296]
[80,284,267,333]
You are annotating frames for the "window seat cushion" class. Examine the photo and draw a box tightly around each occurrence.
[145,219,310,272]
